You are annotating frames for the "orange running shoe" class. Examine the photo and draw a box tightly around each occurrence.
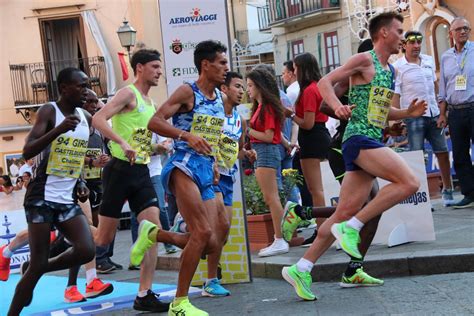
[0,245,11,281]
[85,278,114,298]
[64,286,86,303]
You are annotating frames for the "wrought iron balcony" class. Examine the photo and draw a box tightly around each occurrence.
[10,56,107,122]
[267,0,340,27]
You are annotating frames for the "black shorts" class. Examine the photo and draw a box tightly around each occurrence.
[100,158,159,219]
[328,147,346,184]
[86,179,103,209]
[25,200,84,224]
[298,123,331,159]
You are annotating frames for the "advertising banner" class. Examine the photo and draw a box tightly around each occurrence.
[0,190,29,273]
[159,0,231,96]
[321,150,435,247]
[425,138,474,174]
[158,0,251,285]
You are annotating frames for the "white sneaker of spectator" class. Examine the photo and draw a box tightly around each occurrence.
[258,237,289,257]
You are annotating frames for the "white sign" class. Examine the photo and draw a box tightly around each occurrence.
[0,190,29,273]
[322,150,435,247]
[159,0,250,284]
[158,0,231,96]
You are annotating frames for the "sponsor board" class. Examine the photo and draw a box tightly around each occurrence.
[425,138,474,174]
[321,150,435,246]
[0,190,29,273]
[159,0,231,96]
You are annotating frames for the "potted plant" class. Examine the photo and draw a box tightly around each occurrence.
[243,168,304,251]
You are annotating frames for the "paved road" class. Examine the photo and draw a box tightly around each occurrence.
[97,272,474,315]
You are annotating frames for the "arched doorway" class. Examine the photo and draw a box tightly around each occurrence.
[414,9,455,71]
[431,18,454,70]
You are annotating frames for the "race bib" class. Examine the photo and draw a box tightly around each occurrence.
[190,113,224,156]
[455,75,467,91]
[83,148,102,179]
[217,134,239,170]
[46,136,88,178]
[128,128,153,164]
[367,86,394,129]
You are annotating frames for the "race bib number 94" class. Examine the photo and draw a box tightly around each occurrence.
[367,86,394,129]
[190,114,224,156]
[47,136,88,178]
[129,128,152,164]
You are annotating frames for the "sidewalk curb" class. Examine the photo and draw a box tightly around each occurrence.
[156,248,474,281]
[252,248,474,281]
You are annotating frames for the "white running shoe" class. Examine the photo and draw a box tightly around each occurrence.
[258,239,289,257]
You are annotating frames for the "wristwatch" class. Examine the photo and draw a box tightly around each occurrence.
[290,113,296,120]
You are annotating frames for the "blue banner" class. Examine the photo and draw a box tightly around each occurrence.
[424,138,474,174]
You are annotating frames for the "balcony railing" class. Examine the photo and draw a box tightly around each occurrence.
[10,56,107,108]
[257,5,271,32]
[267,0,340,25]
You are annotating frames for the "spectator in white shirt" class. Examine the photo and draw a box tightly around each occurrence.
[18,159,33,177]
[282,60,300,105]
[393,31,454,206]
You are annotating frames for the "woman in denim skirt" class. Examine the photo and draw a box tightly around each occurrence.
[246,68,289,257]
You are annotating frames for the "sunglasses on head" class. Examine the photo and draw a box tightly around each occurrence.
[405,35,423,44]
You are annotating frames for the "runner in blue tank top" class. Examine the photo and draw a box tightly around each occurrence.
[203,72,256,297]
[136,40,229,316]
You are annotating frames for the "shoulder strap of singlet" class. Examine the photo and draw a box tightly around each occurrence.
[76,107,87,122]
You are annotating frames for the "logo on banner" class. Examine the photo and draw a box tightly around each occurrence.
[171,39,183,54]
[1,214,30,270]
[169,7,218,27]
[169,39,198,55]
[172,67,198,77]
[399,191,428,206]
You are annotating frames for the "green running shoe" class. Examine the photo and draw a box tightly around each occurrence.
[331,222,362,259]
[130,220,158,267]
[340,267,384,288]
[281,202,302,242]
[282,264,317,301]
[168,298,208,316]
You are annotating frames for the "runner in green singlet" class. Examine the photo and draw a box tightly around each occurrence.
[92,49,187,313]
[281,12,427,301]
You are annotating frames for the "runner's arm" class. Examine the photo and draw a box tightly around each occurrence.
[92,88,134,147]
[148,84,194,139]
[388,98,427,120]
[318,53,371,119]
[23,104,78,160]
[238,118,247,159]
[238,119,257,162]
[391,94,401,109]
[148,85,212,155]
[320,81,350,119]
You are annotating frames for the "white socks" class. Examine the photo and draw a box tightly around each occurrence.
[86,268,97,284]
[138,290,148,298]
[2,246,13,258]
[346,217,364,232]
[296,258,314,273]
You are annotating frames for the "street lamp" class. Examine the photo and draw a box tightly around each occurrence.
[117,20,137,60]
